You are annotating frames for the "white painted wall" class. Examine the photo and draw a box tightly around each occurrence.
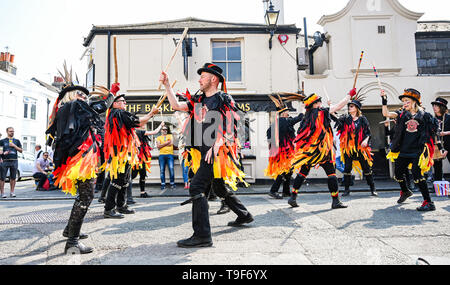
[0,70,57,154]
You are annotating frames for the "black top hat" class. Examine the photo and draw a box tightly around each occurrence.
[303,93,322,109]
[348,100,362,110]
[399,88,421,105]
[110,94,126,109]
[58,85,90,101]
[197,63,225,82]
[431,97,448,109]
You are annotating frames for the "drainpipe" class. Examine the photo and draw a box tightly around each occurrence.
[107,31,111,89]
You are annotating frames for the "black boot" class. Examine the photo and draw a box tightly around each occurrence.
[288,192,299,208]
[104,209,125,219]
[370,184,378,197]
[227,213,254,227]
[177,235,213,248]
[417,201,436,212]
[63,226,88,240]
[342,174,351,197]
[332,196,348,209]
[64,237,93,255]
[117,206,136,215]
[397,190,413,203]
[366,175,378,197]
[217,200,231,215]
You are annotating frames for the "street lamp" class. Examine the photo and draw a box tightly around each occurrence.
[265,0,280,49]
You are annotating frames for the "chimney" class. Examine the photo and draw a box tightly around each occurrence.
[0,50,17,75]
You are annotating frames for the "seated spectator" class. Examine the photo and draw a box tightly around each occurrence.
[33,152,53,191]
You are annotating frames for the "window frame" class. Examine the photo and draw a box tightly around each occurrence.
[23,97,37,120]
[211,39,243,83]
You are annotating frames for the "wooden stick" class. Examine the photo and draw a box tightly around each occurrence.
[113,36,118,84]
[372,61,383,91]
[353,51,364,89]
[156,80,177,109]
[157,28,189,90]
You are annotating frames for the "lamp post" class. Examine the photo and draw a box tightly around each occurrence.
[265,0,280,49]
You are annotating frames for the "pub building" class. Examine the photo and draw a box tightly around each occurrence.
[82,17,302,184]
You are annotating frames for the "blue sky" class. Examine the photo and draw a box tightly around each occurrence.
[0,0,448,84]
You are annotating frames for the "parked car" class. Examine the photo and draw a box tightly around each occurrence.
[5,152,35,181]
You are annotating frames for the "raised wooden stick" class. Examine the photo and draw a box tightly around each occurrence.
[353,51,364,89]
[372,61,383,91]
[157,28,189,90]
[113,36,118,84]
[156,80,177,109]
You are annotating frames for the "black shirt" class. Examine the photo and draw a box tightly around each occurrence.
[189,92,227,153]
[0,138,22,160]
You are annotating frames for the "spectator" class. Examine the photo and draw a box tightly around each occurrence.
[35,145,43,160]
[156,125,175,190]
[33,152,53,191]
[0,127,23,198]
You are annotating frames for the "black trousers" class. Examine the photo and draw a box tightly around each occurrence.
[65,179,94,238]
[132,167,147,193]
[433,156,450,181]
[95,150,106,191]
[342,153,374,190]
[188,157,250,238]
[270,172,292,196]
[105,165,131,211]
[394,156,432,202]
[292,162,338,195]
[211,179,249,218]
[33,172,48,188]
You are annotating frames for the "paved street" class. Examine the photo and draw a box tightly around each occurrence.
[0,179,449,265]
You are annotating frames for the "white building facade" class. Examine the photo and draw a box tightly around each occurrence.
[0,70,58,155]
[297,0,450,178]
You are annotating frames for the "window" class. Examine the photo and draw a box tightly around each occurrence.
[212,41,242,82]
[378,25,386,34]
[23,97,37,120]
[21,136,36,153]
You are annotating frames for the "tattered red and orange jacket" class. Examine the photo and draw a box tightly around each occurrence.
[291,108,335,172]
[336,115,373,174]
[265,113,304,179]
[102,108,142,180]
[47,100,104,196]
[179,90,247,190]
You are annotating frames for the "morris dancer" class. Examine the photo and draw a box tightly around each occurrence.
[102,93,160,218]
[160,63,253,248]
[265,94,304,199]
[288,89,356,209]
[336,91,378,197]
[431,97,450,181]
[46,66,117,254]
[128,123,165,200]
[382,89,441,211]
